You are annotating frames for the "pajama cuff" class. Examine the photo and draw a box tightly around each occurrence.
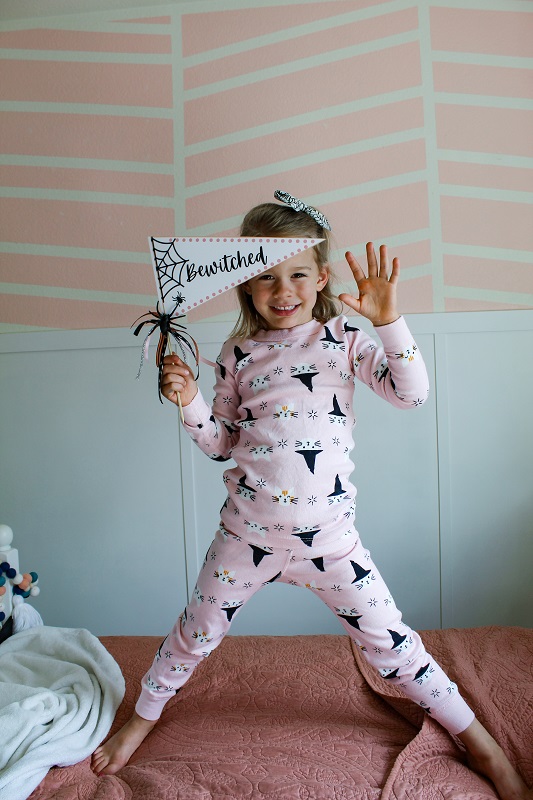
[135,685,175,721]
[432,691,475,736]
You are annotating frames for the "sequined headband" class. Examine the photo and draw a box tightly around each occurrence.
[274,189,332,231]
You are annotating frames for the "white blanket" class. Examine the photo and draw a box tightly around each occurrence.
[0,626,125,800]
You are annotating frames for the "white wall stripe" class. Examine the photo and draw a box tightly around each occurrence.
[0,282,156,305]
[184,89,424,156]
[185,173,430,236]
[0,187,176,206]
[444,286,533,305]
[0,102,174,117]
[0,155,175,173]
[0,50,172,63]
[442,243,533,262]
[185,129,426,196]
[0,20,173,33]
[432,51,533,69]
[428,0,532,10]
[435,94,533,110]
[182,1,420,67]
[437,150,533,169]
[0,242,149,261]
[171,13,186,232]
[183,32,421,100]
[418,0,444,312]
[440,186,533,203]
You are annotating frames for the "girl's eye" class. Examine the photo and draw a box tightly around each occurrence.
[293,273,307,278]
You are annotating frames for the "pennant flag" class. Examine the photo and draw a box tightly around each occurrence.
[149,236,324,314]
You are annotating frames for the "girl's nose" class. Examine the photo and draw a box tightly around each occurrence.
[273,277,291,296]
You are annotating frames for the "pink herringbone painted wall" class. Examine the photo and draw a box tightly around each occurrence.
[1,1,532,331]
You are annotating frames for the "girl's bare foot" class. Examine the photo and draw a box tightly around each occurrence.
[91,712,156,776]
[458,719,533,800]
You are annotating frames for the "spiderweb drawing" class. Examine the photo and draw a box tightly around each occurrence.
[150,237,188,310]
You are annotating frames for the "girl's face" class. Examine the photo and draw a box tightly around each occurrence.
[244,248,329,330]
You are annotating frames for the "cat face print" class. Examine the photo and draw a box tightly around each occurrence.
[249,374,270,393]
[214,566,236,585]
[395,344,419,366]
[250,444,273,460]
[273,403,298,419]
[272,487,298,505]
[244,520,269,537]
[192,628,213,644]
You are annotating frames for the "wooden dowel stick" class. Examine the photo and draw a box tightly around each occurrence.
[166,341,184,423]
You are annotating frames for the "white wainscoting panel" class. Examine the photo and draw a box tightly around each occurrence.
[1,311,532,636]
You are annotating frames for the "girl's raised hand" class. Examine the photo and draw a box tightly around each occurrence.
[339,242,400,327]
[160,354,198,407]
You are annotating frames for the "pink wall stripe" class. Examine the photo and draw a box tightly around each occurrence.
[434,62,533,100]
[184,8,418,90]
[0,294,148,329]
[1,253,156,295]
[430,7,533,58]
[396,275,433,314]
[0,165,173,197]
[380,239,431,269]
[185,42,421,145]
[436,106,533,158]
[439,161,533,193]
[2,61,173,107]
[324,183,429,250]
[441,196,533,252]
[186,139,426,228]
[181,0,389,57]
[1,113,173,163]
[444,254,533,294]
[186,98,424,186]
[0,29,171,53]
[0,198,174,252]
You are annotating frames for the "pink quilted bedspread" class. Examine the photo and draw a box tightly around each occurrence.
[29,627,532,799]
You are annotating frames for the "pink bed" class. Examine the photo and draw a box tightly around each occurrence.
[29,627,532,799]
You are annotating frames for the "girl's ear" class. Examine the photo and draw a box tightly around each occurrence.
[242,281,252,295]
[317,267,329,291]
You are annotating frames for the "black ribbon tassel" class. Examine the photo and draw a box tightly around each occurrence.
[132,302,199,403]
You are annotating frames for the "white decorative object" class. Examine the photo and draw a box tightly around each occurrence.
[12,595,44,633]
[0,524,14,552]
[0,524,42,637]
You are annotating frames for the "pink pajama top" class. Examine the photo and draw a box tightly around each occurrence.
[182,315,429,551]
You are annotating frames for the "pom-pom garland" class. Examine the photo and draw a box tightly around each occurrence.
[0,561,40,615]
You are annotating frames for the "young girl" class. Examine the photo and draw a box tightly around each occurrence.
[92,193,532,800]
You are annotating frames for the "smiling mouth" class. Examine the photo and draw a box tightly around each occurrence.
[271,304,299,316]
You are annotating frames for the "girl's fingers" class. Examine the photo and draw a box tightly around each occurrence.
[378,244,389,278]
[349,243,400,283]
[389,256,400,284]
[162,353,186,366]
[366,242,378,277]
[161,356,191,379]
[345,251,367,286]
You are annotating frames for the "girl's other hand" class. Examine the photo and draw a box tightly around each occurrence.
[339,242,400,327]
[160,355,198,407]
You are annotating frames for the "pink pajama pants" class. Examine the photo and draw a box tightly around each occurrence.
[136,528,475,736]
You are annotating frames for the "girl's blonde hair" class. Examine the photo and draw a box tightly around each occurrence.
[229,201,341,339]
